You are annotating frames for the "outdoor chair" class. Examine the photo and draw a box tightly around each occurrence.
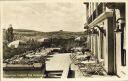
[78,63,93,77]
[85,62,104,75]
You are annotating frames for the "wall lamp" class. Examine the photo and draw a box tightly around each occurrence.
[84,24,106,36]
[93,25,106,36]
[84,25,99,35]
[84,23,91,35]
[84,23,89,29]
[89,27,99,35]
[84,28,92,35]
[115,17,125,32]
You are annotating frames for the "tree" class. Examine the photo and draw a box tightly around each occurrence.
[6,24,14,43]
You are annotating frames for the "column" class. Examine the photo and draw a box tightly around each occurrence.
[98,31,101,61]
[93,34,98,58]
[115,31,122,76]
[95,34,98,59]
[92,35,95,54]
[107,17,115,75]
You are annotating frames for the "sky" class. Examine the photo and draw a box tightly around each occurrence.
[1,1,87,32]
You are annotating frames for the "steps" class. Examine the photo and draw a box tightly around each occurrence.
[45,71,63,78]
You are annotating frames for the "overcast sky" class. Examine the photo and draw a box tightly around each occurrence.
[1,2,86,32]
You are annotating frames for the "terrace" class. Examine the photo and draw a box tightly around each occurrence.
[70,51,110,77]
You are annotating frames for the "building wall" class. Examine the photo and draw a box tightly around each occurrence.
[114,7,127,77]
[84,2,127,77]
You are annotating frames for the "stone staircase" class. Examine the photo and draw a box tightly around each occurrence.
[45,71,63,78]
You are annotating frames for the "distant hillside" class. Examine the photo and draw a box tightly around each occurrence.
[13,29,40,32]
[3,29,85,41]
[14,29,84,36]
[13,29,84,34]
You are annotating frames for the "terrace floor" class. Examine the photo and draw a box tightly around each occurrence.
[70,52,118,78]
[45,52,118,78]
[46,53,72,71]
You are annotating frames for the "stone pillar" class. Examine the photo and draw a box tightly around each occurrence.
[92,35,95,55]
[103,19,108,72]
[95,35,98,59]
[115,31,122,76]
[103,31,108,71]
[101,32,104,59]
[93,34,98,58]
[87,36,91,50]
[107,17,115,75]
[98,31,101,61]
[90,36,92,52]
[92,35,94,54]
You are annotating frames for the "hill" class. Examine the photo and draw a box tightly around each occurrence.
[13,29,41,33]
[3,29,85,41]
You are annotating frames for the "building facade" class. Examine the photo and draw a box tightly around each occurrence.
[84,2,127,77]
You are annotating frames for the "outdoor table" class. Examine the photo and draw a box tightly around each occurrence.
[79,60,96,70]
[80,61,96,64]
